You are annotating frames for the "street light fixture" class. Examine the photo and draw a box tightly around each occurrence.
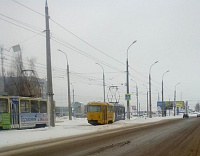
[162,70,169,117]
[149,61,158,118]
[174,82,180,116]
[57,49,72,120]
[126,40,137,120]
[96,63,105,102]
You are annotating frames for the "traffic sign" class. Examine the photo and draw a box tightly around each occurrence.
[125,94,131,101]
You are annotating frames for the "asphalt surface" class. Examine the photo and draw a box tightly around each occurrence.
[1,117,200,156]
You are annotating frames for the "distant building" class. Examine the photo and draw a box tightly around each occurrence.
[55,106,68,117]
[72,102,86,118]
[55,102,86,118]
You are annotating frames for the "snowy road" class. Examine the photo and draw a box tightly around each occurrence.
[1,117,200,156]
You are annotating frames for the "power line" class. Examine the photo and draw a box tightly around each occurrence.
[11,0,152,84]
[0,13,43,31]
[12,0,45,17]
[51,36,124,72]
[51,19,124,65]
[0,17,40,34]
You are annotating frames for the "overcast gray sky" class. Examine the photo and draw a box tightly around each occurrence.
[1,0,200,111]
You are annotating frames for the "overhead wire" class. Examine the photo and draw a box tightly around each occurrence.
[11,0,155,85]
[8,0,174,103]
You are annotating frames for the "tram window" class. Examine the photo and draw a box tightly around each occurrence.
[20,100,31,113]
[0,99,8,113]
[40,101,47,113]
[31,100,39,113]
[87,106,101,112]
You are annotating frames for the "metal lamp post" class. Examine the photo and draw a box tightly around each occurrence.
[143,84,149,117]
[70,83,75,104]
[155,89,160,102]
[132,79,138,117]
[126,40,137,120]
[162,70,169,117]
[58,49,72,120]
[96,63,105,102]
[174,82,180,116]
[149,61,158,118]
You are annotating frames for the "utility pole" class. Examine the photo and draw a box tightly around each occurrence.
[58,49,72,120]
[143,84,148,117]
[162,70,169,117]
[169,99,170,116]
[126,40,137,119]
[45,1,55,127]
[149,61,158,118]
[139,102,140,117]
[147,91,148,117]
[71,83,75,104]
[186,101,188,114]
[162,80,164,116]
[0,46,5,92]
[136,86,139,117]
[131,79,138,117]
[96,63,105,102]
[67,62,72,120]
[149,73,151,118]
[174,82,180,116]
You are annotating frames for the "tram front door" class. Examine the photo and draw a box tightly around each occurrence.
[10,99,19,129]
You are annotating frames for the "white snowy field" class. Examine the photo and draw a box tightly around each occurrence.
[0,114,193,148]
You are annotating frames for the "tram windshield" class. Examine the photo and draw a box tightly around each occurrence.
[87,105,101,112]
[0,98,8,113]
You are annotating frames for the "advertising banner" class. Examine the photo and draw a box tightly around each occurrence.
[19,113,48,128]
[2,113,11,124]
[176,101,183,108]
[132,106,136,110]
[165,101,173,109]
[157,102,165,109]
[0,113,11,129]
[157,101,184,109]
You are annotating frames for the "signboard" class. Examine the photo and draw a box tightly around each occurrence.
[125,94,131,101]
[165,101,173,109]
[157,101,184,109]
[2,113,11,124]
[0,113,11,129]
[19,113,48,128]
[132,106,136,110]
[157,102,165,108]
[176,101,183,108]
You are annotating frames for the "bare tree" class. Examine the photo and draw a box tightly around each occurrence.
[6,55,41,97]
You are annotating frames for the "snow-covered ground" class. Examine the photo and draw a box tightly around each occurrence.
[0,114,194,148]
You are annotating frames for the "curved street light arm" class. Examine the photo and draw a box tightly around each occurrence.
[57,49,69,65]
[126,40,137,59]
[175,82,180,90]
[96,62,104,73]
[162,70,169,80]
[149,61,158,74]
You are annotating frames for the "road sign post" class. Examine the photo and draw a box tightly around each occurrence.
[125,94,131,101]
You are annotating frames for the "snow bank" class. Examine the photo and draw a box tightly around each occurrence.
[0,115,184,148]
